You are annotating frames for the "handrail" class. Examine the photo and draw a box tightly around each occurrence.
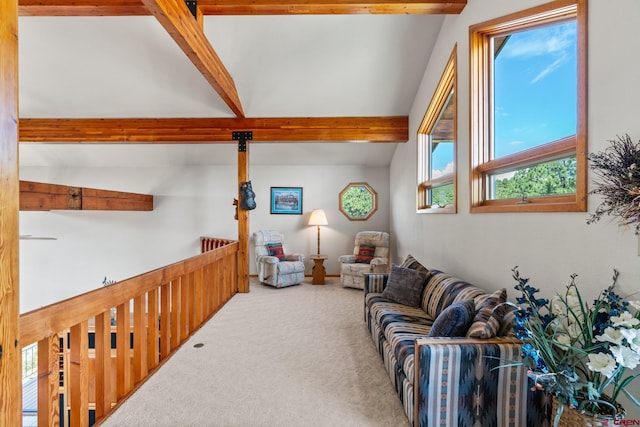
[20,239,239,426]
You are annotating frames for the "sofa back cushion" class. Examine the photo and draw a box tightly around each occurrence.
[421,270,487,319]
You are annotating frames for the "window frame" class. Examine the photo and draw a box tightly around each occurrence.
[469,0,587,213]
[339,182,378,221]
[417,45,457,214]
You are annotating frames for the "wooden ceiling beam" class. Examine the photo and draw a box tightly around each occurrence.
[20,180,153,211]
[19,117,408,143]
[141,0,244,118]
[18,0,466,16]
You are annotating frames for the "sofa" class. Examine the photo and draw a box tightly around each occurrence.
[364,255,550,427]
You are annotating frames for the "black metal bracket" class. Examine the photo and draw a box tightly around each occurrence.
[185,0,197,19]
[232,131,253,152]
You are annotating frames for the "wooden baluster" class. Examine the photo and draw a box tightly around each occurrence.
[180,275,190,340]
[160,283,171,359]
[116,302,131,399]
[193,268,205,328]
[133,295,147,384]
[37,335,60,427]
[208,262,216,315]
[147,288,159,369]
[170,279,181,350]
[188,271,197,332]
[69,321,89,427]
[94,312,112,421]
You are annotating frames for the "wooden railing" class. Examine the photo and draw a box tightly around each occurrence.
[19,239,239,427]
[200,236,235,253]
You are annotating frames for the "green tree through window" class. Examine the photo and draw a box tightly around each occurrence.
[493,158,576,200]
[339,183,377,221]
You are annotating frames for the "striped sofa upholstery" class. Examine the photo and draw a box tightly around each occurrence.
[364,270,551,427]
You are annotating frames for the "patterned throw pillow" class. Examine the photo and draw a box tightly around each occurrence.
[428,299,476,337]
[466,288,507,338]
[355,244,376,264]
[267,243,286,261]
[399,254,430,276]
[380,264,428,307]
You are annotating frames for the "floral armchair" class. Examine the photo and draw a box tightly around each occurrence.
[338,231,389,289]
[253,230,305,288]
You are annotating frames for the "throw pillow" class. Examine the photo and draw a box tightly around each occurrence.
[355,244,376,264]
[466,288,507,339]
[267,243,285,262]
[428,299,476,337]
[399,253,431,278]
[380,264,428,307]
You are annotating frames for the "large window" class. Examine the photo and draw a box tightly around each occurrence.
[470,0,587,212]
[417,46,457,213]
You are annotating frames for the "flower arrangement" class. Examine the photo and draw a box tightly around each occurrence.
[509,267,640,426]
[588,134,640,233]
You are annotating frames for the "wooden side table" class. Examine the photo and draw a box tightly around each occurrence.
[310,255,328,285]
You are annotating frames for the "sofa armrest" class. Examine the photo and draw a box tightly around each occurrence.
[413,337,547,427]
[364,273,388,295]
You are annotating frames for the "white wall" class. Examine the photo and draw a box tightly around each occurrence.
[19,163,389,313]
[390,0,640,416]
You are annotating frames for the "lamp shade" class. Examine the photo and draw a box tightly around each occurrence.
[308,209,328,226]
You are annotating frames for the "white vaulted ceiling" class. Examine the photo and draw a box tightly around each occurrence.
[18,9,447,167]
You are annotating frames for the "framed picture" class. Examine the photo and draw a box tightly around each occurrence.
[270,187,303,215]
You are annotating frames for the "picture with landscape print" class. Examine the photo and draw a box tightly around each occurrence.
[270,187,303,214]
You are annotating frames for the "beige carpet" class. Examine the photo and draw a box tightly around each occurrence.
[102,277,409,427]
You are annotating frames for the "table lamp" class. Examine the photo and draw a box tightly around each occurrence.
[308,209,328,255]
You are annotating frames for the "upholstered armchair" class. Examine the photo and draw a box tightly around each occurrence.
[253,230,305,288]
[338,231,390,289]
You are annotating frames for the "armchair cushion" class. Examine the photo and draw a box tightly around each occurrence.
[355,244,376,263]
[428,299,475,337]
[381,265,428,308]
[267,243,285,261]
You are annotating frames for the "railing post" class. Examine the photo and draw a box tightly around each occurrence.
[236,133,251,293]
[0,1,21,425]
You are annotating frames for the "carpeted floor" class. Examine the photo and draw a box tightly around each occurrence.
[102,277,409,427]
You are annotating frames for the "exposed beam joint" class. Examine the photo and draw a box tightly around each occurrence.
[141,0,244,117]
[18,0,467,16]
[19,117,408,143]
[20,181,154,211]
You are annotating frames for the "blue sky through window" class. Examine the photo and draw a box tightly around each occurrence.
[493,21,577,159]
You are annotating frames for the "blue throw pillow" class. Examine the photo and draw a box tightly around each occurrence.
[428,299,476,337]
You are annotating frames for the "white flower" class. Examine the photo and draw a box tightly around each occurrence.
[611,345,640,369]
[551,295,566,316]
[596,327,624,345]
[555,333,571,346]
[620,328,640,353]
[565,322,582,339]
[587,353,617,378]
[611,311,640,328]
